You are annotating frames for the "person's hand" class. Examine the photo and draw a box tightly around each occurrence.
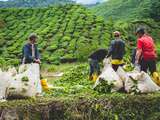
[135,60,139,65]
[34,59,41,64]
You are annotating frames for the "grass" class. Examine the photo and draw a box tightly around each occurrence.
[41,62,81,73]
[1,62,160,119]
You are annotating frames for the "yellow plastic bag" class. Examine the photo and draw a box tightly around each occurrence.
[41,79,49,91]
[111,59,124,65]
[152,72,160,86]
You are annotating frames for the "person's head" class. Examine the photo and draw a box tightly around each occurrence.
[113,31,121,38]
[28,33,38,44]
[128,35,136,47]
[136,27,145,38]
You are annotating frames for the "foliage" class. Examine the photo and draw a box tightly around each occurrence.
[94,80,114,93]
[149,0,160,21]
[45,64,95,97]
[0,4,111,65]
[0,0,74,8]
[91,0,151,21]
[21,76,29,82]
[1,63,160,119]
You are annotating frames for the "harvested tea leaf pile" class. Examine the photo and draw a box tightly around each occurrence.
[45,63,99,97]
[1,63,160,120]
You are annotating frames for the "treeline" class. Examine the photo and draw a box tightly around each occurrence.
[0,0,74,8]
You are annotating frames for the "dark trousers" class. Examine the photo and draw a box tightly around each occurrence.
[112,64,123,71]
[89,59,100,76]
[140,59,157,74]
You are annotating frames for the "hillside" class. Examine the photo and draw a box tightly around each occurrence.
[0,0,74,8]
[91,0,160,57]
[0,4,110,66]
[92,0,151,20]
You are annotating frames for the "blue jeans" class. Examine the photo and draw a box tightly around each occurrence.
[89,59,100,76]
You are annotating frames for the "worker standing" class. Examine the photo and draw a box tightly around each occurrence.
[22,33,41,64]
[135,28,159,83]
[106,31,125,71]
[128,35,137,65]
[22,33,42,96]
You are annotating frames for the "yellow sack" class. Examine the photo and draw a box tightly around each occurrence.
[111,59,124,65]
[152,72,160,86]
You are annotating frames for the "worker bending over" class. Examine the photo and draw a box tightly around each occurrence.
[106,31,125,71]
[88,49,108,80]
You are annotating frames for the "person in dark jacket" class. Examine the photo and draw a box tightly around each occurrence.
[22,33,40,64]
[88,49,108,80]
[128,35,137,65]
[106,31,125,71]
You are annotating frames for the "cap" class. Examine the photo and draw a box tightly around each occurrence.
[136,27,145,35]
[28,33,38,40]
[113,31,121,37]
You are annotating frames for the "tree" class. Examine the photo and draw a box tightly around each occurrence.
[150,0,160,21]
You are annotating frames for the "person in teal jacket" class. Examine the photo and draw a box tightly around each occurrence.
[22,33,41,64]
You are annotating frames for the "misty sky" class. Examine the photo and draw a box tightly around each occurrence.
[73,0,107,4]
[0,0,107,4]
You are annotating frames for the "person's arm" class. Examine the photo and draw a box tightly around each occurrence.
[135,39,143,64]
[35,45,41,63]
[131,48,136,64]
[135,48,142,64]
[23,45,34,62]
[153,39,157,58]
[35,45,40,59]
[122,41,126,56]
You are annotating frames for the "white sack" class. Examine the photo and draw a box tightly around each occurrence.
[0,72,12,100]
[8,67,17,76]
[94,59,123,92]
[117,67,128,82]
[7,63,42,98]
[125,71,160,93]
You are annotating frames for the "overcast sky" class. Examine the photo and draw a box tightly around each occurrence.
[0,0,108,4]
[73,0,107,4]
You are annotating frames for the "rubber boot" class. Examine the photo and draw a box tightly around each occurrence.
[152,72,160,86]
[93,73,98,82]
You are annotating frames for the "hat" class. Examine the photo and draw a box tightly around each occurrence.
[136,27,145,35]
[113,31,121,37]
[28,33,38,40]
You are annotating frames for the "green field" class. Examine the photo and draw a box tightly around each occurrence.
[0,0,160,119]
[1,63,160,120]
[0,4,111,66]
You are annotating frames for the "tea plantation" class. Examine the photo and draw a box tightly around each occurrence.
[0,1,160,120]
[0,0,74,8]
[0,4,110,66]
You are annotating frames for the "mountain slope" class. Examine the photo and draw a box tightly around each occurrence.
[0,0,74,8]
[0,4,110,65]
[91,0,151,21]
[91,0,160,59]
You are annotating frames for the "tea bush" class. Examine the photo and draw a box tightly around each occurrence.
[0,4,111,65]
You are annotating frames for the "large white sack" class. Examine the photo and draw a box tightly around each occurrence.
[117,67,128,82]
[94,59,123,92]
[0,72,12,100]
[7,63,42,98]
[8,67,17,76]
[125,71,160,93]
